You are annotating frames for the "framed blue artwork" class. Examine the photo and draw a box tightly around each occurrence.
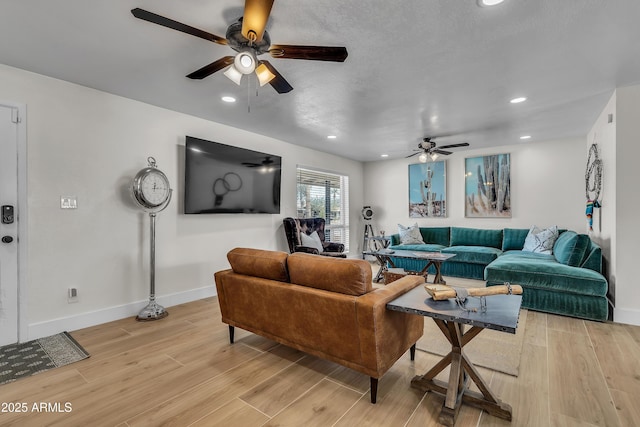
[409,161,446,217]
[465,154,511,217]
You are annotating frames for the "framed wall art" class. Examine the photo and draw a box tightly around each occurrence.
[465,154,511,217]
[409,161,446,217]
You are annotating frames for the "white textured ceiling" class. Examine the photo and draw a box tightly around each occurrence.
[1,0,639,161]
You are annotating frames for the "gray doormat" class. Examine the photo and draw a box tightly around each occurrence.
[0,331,90,385]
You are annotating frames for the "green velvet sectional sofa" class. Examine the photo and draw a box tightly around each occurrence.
[388,227,610,321]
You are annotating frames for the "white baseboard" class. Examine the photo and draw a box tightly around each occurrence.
[613,307,640,326]
[27,286,217,341]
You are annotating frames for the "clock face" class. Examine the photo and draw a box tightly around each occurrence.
[140,171,170,206]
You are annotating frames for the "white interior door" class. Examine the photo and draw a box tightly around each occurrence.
[0,104,19,345]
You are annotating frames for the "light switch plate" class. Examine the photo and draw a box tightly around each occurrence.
[61,196,77,209]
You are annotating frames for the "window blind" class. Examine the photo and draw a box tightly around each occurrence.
[296,167,350,252]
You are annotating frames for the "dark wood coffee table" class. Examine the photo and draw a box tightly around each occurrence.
[386,286,522,426]
[364,249,455,284]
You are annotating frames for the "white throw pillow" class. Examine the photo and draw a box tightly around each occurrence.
[397,223,425,245]
[300,231,324,253]
[522,225,559,254]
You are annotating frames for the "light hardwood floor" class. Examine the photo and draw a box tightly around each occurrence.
[1,286,639,426]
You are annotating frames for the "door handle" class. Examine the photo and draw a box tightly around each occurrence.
[1,236,13,244]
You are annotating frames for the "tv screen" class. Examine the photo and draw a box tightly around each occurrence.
[184,136,282,214]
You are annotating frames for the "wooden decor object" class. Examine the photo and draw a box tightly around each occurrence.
[424,283,523,301]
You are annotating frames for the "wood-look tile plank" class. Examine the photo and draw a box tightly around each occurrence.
[325,365,371,393]
[547,314,586,334]
[586,320,640,395]
[264,378,362,427]
[239,355,339,416]
[189,397,270,427]
[609,389,640,427]
[1,353,183,427]
[622,323,640,346]
[548,329,619,426]
[479,342,549,427]
[125,345,304,427]
[551,413,601,427]
[335,351,438,427]
[406,389,483,427]
[524,309,547,347]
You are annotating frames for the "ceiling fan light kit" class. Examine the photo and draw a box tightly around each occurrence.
[223,65,243,85]
[255,62,276,86]
[234,50,257,74]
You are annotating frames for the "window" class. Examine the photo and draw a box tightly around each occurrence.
[296,167,350,252]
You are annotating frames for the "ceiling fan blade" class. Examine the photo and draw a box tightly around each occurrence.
[269,45,348,62]
[261,61,293,93]
[131,8,227,45]
[405,152,420,158]
[241,0,274,42]
[432,149,452,155]
[437,142,469,150]
[186,56,235,79]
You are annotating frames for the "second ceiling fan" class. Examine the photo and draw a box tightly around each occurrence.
[407,138,470,162]
[131,0,348,94]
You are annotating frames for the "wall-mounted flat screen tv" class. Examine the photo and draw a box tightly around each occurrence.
[184,136,282,214]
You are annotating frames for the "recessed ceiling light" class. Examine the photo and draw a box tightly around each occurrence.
[478,0,505,6]
[520,135,531,140]
[510,97,527,104]
[380,154,389,158]
[327,135,337,139]
[221,96,236,103]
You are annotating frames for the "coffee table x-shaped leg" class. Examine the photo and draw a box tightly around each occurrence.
[410,319,512,426]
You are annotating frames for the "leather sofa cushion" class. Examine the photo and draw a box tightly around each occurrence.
[450,227,503,249]
[227,247,290,282]
[288,252,372,296]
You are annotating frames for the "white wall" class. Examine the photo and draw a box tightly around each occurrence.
[587,92,616,304]
[613,85,640,325]
[363,138,586,243]
[0,64,364,339]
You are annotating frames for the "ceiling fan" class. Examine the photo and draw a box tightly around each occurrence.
[406,138,470,162]
[131,0,348,94]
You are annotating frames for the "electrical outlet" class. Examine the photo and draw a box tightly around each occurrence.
[68,288,78,303]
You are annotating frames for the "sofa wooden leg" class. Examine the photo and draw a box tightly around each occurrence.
[410,343,416,361]
[370,377,378,404]
[229,325,235,344]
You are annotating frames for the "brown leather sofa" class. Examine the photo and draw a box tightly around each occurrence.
[214,248,425,403]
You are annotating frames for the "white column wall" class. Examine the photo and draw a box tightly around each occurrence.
[614,85,640,325]
[587,92,616,306]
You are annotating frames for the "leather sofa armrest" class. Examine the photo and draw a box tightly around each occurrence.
[355,275,425,376]
[214,269,233,322]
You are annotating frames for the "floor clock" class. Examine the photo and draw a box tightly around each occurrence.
[131,157,172,321]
